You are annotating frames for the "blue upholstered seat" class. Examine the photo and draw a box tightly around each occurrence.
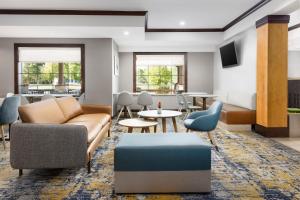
[0,96,20,149]
[0,96,20,125]
[114,133,211,171]
[184,101,223,151]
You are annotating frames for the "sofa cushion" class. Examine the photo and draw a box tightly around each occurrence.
[18,99,66,124]
[56,96,83,121]
[66,121,102,143]
[68,113,110,125]
[67,113,110,143]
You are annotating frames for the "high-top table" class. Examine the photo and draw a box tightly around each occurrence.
[188,94,218,110]
[138,110,182,133]
[182,92,207,105]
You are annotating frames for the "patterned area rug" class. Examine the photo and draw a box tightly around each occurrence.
[0,118,300,200]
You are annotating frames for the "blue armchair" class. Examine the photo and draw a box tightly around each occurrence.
[0,96,20,149]
[184,101,223,151]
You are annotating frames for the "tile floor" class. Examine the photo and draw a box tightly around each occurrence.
[272,137,300,152]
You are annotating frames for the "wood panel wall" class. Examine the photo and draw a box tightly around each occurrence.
[256,22,288,128]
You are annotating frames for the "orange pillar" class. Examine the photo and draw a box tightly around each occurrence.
[255,15,290,137]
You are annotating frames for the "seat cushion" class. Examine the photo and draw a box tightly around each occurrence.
[18,99,66,124]
[67,113,111,143]
[115,133,211,171]
[66,121,102,143]
[68,113,110,124]
[56,96,83,121]
[184,119,194,127]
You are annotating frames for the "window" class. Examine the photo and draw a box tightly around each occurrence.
[134,53,187,94]
[15,44,85,95]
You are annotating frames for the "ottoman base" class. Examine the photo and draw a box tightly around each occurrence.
[115,170,211,193]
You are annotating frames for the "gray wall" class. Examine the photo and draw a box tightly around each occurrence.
[118,52,214,93]
[0,38,115,105]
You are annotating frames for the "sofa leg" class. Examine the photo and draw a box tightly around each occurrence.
[87,161,91,173]
[19,169,23,176]
[108,129,111,137]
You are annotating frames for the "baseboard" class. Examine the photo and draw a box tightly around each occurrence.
[254,124,289,137]
[218,121,252,131]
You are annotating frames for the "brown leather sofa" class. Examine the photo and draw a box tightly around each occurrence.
[10,96,111,175]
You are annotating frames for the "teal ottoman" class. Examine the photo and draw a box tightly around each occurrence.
[114,133,211,193]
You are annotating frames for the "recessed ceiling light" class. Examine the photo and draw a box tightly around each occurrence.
[179,21,186,26]
[123,31,130,36]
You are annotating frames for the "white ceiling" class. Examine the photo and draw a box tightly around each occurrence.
[0,0,299,52]
[0,0,261,28]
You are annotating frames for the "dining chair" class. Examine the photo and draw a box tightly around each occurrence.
[14,95,29,105]
[41,94,55,101]
[0,96,20,149]
[78,93,86,104]
[137,91,153,111]
[177,94,201,119]
[116,91,134,121]
[184,101,223,151]
[6,93,14,97]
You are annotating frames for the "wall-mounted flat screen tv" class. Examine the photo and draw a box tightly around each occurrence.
[220,41,238,68]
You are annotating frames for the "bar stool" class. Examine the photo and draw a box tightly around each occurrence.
[116,91,134,122]
[137,91,153,111]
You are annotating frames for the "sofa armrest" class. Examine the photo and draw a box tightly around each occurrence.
[81,104,112,116]
[10,123,88,169]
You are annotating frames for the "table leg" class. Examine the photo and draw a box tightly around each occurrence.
[145,127,150,133]
[128,127,133,133]
[202,97,207,110]
[172,117,178,132]
[193,97,196,106]
[141,128,145,133]
[162,118,167,133]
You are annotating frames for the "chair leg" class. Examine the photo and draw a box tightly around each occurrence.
[19,169,23,176]
[116,106,124,122]
[126,106,133,118]
[207,132,219,152]
[0,125,6,150]
[87,160,91,173]
[183,110,189,120]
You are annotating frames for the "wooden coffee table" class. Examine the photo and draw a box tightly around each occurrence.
[137,110,182,133]
[118,118,158,133]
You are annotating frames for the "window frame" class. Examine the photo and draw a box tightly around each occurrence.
[133,52,188,93]
[14,43,85,94]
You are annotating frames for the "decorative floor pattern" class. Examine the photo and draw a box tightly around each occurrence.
[0,118,300,200]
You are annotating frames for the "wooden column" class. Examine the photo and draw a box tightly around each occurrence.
[255,15,290,137]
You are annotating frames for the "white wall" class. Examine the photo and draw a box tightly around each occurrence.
[0,38,115,105]
[213,27,257,109]
[288,51,300,79]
